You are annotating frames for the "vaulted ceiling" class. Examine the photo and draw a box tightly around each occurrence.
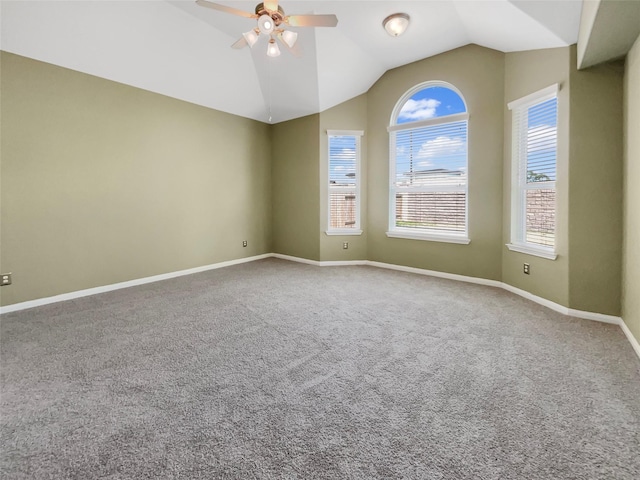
[1,1,583,123]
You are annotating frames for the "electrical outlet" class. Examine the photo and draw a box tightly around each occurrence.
[343,242,349,249]
[242,240,247,247]
[523,263,530,275]
[1,273,12,286]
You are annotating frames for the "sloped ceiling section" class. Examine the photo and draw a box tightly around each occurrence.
[0,1,267,120]
[577,0,640,69]
[0,0,582,124]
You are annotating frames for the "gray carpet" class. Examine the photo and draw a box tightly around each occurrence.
[1,258,639,479]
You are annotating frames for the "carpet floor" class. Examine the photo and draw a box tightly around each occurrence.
[1,258,639,479]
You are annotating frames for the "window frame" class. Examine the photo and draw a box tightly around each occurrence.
[507,84,559,260]
[326,130,364,236]
[386,81,470,245]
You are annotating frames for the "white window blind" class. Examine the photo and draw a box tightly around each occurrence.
[388,82,469,243]
[508,85,558,258]
[392,120,468,234]
[327,131,362,233]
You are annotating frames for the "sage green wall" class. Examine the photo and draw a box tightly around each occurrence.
[1,45,631,324]
[319,94,368,262]
[366,44,505,280]
[569,53,623,316]
[502,47,571,306]
[271,114,320,261]
[0,52,272,306]
[623,35,640,343]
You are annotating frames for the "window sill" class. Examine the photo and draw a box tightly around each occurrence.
[506,243,557,260]
[325,230,363,236]
[386,230,470,245]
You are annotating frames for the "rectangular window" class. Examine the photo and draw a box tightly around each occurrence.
[507,84,558,260]
[388,116,469,244]
[327,130,363,235]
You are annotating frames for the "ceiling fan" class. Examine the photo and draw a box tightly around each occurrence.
[196,0,338,57]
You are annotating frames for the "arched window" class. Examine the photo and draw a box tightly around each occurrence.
[387,82,469,244]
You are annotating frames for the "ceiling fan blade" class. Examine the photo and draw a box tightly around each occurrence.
[285,14,338,28]
[195,0,257,19]
[231,36,248,49]
[264,0,279,12]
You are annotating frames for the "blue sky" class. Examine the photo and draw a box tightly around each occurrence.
[397,86,466,124]
[329,135,357,186]
[526,98,557,182]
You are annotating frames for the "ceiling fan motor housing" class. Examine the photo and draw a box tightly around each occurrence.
[255,2,285,26]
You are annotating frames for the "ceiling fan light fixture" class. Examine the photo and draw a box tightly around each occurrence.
[258,14,275,35]
[267,38,281,57]
[281,30,298,48]
[243,29,259,48]
[383,13,410,37]
[195,1,338,58]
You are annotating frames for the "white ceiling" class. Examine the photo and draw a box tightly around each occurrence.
[0,0,583,124]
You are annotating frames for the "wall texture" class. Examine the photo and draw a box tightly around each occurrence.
[0,45,631,329]
[271,114,321,261]
[367,44,505,280]
[0,52,272,306]
[502,47,571,307]
[319,94,368,262]
[569,53,624,316]
[623,35,640,343]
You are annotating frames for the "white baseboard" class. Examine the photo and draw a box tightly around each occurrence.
[369,263,624,326]
[0,254,272,314]
[273,253,370,268]
[2,252,638,361]
[271,253,321,266]
[275,255,501,287]
[566,308,622,326]
[620,320,640,359]
[366,260,502,288]
[363,263,624,326]
[499,283,570,315]
[320,260,368,267]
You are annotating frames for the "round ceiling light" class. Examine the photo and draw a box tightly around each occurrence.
[383,13,410,37]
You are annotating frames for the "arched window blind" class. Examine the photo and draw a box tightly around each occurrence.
[387,82,469,244]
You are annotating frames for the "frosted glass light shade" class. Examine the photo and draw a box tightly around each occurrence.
[267,39,280,57]
[243,29,259,48]
[383,13,410,37]
[281,30,298,48]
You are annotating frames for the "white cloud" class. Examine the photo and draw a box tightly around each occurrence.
[416,160,435,168]
[331,147,356,160]
[417,136,465,160]
[398,98,440,121]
